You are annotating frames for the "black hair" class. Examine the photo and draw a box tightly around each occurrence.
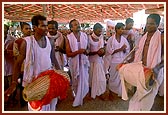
[115,23,125,31]
[69,19,78,29]
[4,24,9,30]
[48,20,58,30]
[93,23,103,31]
[31,14,46,26]
[147,13,161,26]
[125,18,134,25]
[20,22,30,30]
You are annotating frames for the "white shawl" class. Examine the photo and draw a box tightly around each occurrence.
[22,36,35,87]
[90,32,104,48]
[134,30,161,68]
[67,32,89,79]
[47,31,63,46]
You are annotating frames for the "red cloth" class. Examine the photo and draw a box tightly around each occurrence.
[143,67,152,79]
[15,38,24,50]
[29,70,70,110]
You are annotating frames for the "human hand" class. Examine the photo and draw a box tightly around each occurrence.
[120,44,127,52]
[4,81,17,102]
[78,49,86,54]
[84,49,90,55]
[55,46,60,51]
[97,48,105,57]
[121,44,127,49]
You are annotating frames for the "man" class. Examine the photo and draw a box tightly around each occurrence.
[13,22,31,56]
[5,14,60,111]
[119,14,163,111]
[106,23,130,99]
[131,14,163,111]
[134,14,161,69]
[4,24,16,90]
[122,18,136,63]
[66,19,90,107]
[106,20,116,38]
[21,22,32,37]
[123,18,135,46]
[88,23,106,100]
[4,24,16,107]
[47,20,66,70]
[13,22,31,107]
[103,20,116,76]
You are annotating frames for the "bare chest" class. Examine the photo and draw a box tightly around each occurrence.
[36,37,47,48]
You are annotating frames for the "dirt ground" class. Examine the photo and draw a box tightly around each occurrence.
[4,86,164,112]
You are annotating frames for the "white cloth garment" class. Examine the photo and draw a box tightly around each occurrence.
[158,68,164,96]
[119,62,152,101]
[4,35,15,76]
[22,35,58,111]
[134,30,161,68]
[106,35,130,63]
[103,36,112,74]
[119,62,164,111]
[103,54,111,74]
[106,35,130,96]
[67,32,90,107]
[47,32,66,69]
[128,69,163,111]
[122,29,135,41]
[119,30,162,111]
[88,33,106,99]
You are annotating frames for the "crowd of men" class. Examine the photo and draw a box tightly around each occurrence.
[4,13,164,111]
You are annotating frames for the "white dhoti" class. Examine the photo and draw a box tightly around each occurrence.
[28,98,58,111]
[89,62,106,99]
[103,55,111,74]
[109,63,122,96]
[118,62,164,111]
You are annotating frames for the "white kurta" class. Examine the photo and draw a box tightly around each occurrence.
[88,33,106,99]
[23,35,58,111]
[67,32,90,107]
[106,35,130,96]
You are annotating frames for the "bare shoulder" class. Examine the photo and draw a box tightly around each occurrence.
[20,38,26,45]
[19,39,27,56]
